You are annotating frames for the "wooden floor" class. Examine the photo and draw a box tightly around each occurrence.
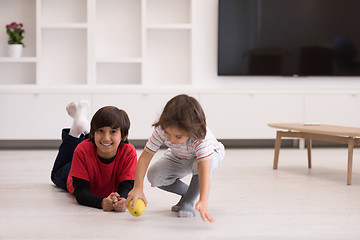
[1,148,360,239]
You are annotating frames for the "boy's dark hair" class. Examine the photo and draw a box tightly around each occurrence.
[153,94,207,140]
[89,106,130,144]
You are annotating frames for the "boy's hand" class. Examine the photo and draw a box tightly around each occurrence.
[195,201,215,223]
[113,197,127,212]
[126,188,147,209]
[102,192,120,211]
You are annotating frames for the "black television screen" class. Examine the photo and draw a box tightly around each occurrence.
[218,0,360,76]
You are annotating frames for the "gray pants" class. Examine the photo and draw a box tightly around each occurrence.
[147,148,225,187]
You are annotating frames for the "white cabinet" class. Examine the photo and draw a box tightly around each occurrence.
[0,0,194,141]
[0,93,91,140]
[304,93,360,127]
[1,90,360,141]
[0,91,197,140]
[0,0,193,86]
[200,93,303,139]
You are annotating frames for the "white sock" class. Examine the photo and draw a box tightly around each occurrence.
[66,102,77,119]
[68,100,90,138]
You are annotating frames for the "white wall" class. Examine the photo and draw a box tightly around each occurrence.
[1,0,360,143]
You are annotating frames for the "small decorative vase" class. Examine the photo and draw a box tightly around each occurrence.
[8,44,23,58]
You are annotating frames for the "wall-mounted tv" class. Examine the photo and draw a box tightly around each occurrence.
[218,0,360,76]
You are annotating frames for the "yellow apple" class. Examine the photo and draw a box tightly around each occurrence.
[128,199,145,217]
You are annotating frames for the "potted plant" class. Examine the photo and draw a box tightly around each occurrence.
[6,22,25,58]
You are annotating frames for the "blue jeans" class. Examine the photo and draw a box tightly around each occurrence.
[50,129,86,191]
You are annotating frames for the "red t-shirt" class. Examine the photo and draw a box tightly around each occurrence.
[66,139,137,197]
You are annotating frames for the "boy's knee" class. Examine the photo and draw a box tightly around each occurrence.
[147,167,156,185]
[50,169,68,191]
[50,171,55,182]
[147,166,163,187]
[50,170,59,185]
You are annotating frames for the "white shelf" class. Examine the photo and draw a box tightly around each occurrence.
[0,62,36,85]
[0,0,192,87]
[146,29,191,85]
[96,58,142,63]
[0,0,36,58]
[41,23,88,29]
[95,0,141,59]
[96,62,141,85]
[0,57,37,63]
[147,24,192,30]
[147,0,191,24]
[41,29,87,85]
[41,0,87,24]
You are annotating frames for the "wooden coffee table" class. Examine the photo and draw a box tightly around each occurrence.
[268,123,360,185]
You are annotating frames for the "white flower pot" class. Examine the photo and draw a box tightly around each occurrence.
[8,44,23,58]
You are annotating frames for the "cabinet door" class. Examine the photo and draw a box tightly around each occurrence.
[200,93,303,139]
[0,93,91,139]
[304,94,360,127]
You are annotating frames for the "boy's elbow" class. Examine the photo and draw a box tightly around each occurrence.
[74,194,86,206]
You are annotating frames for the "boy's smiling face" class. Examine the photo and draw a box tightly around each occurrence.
[94,126,122,159]
[163,126,189,144]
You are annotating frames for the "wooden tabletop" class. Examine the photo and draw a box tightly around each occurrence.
[268,123,360,137]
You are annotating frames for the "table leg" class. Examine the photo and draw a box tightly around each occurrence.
[306,138,312,168]
[347,138,354,185]
[273,131,282,169]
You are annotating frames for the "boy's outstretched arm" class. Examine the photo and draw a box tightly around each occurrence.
[195,158,215,223]
[126,150,154,208]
